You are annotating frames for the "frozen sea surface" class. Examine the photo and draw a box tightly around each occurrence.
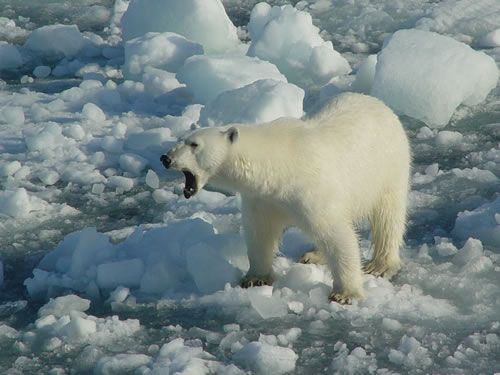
[0,0,499,374]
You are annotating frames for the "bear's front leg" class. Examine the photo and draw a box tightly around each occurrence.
[240,197,288,288]
[313,222,365,304]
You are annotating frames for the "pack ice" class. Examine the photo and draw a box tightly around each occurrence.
[371,29,498,127]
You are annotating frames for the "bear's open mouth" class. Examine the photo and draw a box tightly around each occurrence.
[182,170,197,199]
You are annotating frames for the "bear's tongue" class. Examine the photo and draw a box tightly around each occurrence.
[183,170,197,199]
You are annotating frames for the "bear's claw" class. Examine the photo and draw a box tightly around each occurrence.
[328,292,352,305]
[240,276,272,288]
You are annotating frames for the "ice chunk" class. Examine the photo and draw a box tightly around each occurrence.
[435,130,463,147]
[145,170,159,189]
[121,0,239,54]
[24,24,85,59]
[107,286,130,303]
[24,123,66,152]
[0,161,22,177]
[452,198,500,248]
[119,153,148,175]
[82,103,106,122]
[124,128,173,154]
[186,243,241,294]
[330,345,377,374]
[453,238,483,266]
[142,67,183,96]
[152,189,176,204]
[276,263,329,293]
[1,106,25,126]
[234,341,298,374]
[177,55,287,104]
[92,183,105,195]
[247,286,288,319]
[123,32,203,79]
[451,167,498,183]
[371,29,499,127]
[108,176,135,192]
[96,258,145,289]
[0,41,22,70]
[200,79,304,127]
[352,54,377,94]
[33,65,51,78]
[95,353,151,375]
[64,124,85,141]
[0,324,18,339]
[416,0,500,39]
[388,335,431,369]
[478,29,500,48]
[101,136,124,154]
[382,318,403,331]
[38,170,60,186]
[0,188,32,219]
[434,237,458,257]
[247,3,350,87]
[38,295,90,318]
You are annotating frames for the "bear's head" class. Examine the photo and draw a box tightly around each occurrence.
[160,126,239,198]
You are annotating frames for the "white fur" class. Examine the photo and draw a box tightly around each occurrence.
[165,93,411,302]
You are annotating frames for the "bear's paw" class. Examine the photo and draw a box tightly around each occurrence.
[363,259,401,279]
[240,275,273,288]
[328,291,353,305]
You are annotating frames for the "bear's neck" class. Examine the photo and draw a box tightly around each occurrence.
[213,139,292,198]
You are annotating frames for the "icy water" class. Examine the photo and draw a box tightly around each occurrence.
[0,0,499,374]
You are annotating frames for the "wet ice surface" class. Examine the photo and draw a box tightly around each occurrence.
[0,0,499,374]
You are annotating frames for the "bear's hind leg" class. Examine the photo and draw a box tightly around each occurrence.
[240,197,288,288]
[364,187,407,278]
[312,222,364,304]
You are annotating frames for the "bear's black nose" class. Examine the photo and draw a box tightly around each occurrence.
[160,154,172,169]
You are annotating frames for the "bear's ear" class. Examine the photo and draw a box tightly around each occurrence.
[226,127,239,144]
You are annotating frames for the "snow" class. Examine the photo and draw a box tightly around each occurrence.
[123,32,203,79]
[371,29,499,127]
[247,3,351,87]
[199,79,304,126]
[0,0,499,374]
[177,55,287,104]
[121,0,240,54]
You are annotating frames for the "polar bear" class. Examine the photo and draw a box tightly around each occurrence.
[161,93,410,304]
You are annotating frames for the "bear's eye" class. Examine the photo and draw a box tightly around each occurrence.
[189,142,198,149]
